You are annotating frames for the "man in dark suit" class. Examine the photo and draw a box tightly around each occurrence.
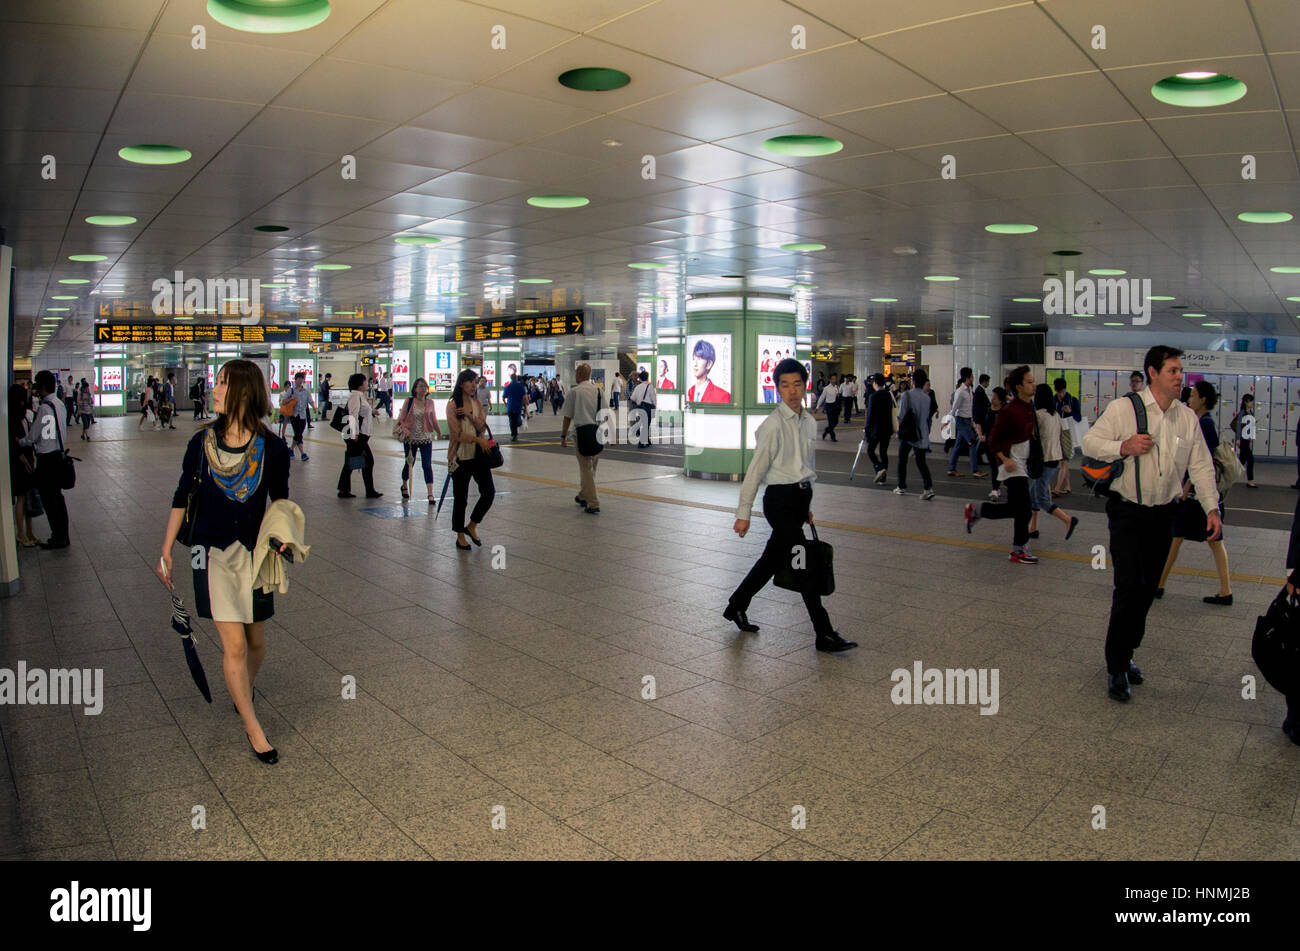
[864,374,895,484]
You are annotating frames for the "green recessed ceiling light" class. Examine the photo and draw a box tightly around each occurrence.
[255,225,290,232]
[1103,322,1125,327]
[869,297,897,302]
[558,67,631,91]
[586,301,612,306]
[118,144,191,165]
[1270,266,1300,273]
[46,307,70,312]
[1149,295,1175,301]
[1288,297,1300,302]
[527,195,589,208]
[519,278,552,284]
[394,235,441,245]
[50,295,78,300]
[517,309,539,314]
[896,323,916,328]
[1071,313,1094,318]
[86,215,136,226]
[206,0,332,34]
[68,254,107,262]
[1202,322,1223,327]
[1089,268,1127,276]
[781,242,826,252]
[1182,313,1207,317]
[628,262,666,269]
[791,283,819,290]
[443,291,469,296]
[761,135,843,157]
[1237,211,1293,224]
[1013,297,1041,303]
[924,275,959,282]
[967,315,991,319]
[1010,322,1032,327]
[985,223,1038,234]
[1151,72,1247,108]
[261,282,293,288]
[313,263,350,270]
[58,279,90,285]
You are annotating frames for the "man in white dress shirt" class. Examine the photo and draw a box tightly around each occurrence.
[724,359,857,653]
[1082,345,1221,702]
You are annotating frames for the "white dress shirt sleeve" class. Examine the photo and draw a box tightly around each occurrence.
[1080,397,1129,461]
[736,419,777,521]
[1187,423,1221,514]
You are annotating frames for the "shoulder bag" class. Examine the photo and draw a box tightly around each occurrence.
[45,398,77,490]
[476,421,504,468]
[1081,392,1145,497]
[1253,587,1300,696]
[897,395,921,444]
[575,387,605,457]
[1027,413,1045,479]
[178,450,207,546]
[774,524,835,597]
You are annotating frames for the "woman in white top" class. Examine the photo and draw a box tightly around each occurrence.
[446,369,496,550]
[337,372,381,499]
[1028,384,1079,541]
[398,377,443,502]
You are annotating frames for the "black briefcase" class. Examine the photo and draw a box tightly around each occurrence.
[1253,587,1300,695]
[773,524,835,597]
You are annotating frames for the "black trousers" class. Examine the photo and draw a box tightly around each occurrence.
[34,452,70,543]
[338,435,376,494]
[729,483,832,638]
[508,410,521,439]
[1240,442,1254,481]
[979,476,1031,547]
[289,415,306,446]
[896,443,932,490]
[867,432,891,472]
[1104,497,1178,674]
[451,454,495,532]
[633,406,654,447]
[823,402,840,439]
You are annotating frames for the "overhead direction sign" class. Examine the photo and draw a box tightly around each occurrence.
[445,309,583,343]
[95,322,388,346]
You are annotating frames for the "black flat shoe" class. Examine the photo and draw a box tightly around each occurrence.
[574,495,587,506]
[247,734,277,765]
[1108,672,1130,702]
[456,540,471,551]
[815,633,858,653]
[1027,530,1040,539]
[1065,516,1079,540]
[338,491,356,498]
[365,492,384,499]
[723,605,759,633]
[466,531,482,546]
[1127,663,1143,685]
[1203,593,1233,606]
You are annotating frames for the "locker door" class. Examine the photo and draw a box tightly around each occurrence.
[1268,376,1290,457]
[1079,371,1100,419]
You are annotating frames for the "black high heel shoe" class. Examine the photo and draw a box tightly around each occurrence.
[247,733,278,765]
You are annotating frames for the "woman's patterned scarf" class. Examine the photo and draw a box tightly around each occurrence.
[203,427,264,502]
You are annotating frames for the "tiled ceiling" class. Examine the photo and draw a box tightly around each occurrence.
[3,0,1299,361]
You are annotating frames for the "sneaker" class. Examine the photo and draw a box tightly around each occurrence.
[988,490,1000,501]
[972,471,987,478]
[893,487,906,496]
[920,489,935,501]
[873,469,886,484]
[1009,551,1039,564]
[964,503,979,533]
[301,453,309,461]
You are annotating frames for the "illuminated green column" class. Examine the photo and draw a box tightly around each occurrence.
[683,291,797,480]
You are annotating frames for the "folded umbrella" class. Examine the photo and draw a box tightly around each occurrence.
[170,592,213,703]
[433,470,452,519]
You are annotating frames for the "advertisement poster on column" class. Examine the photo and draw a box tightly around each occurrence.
[685,333,732,404]
[482,361,496,387]
[756,334,796,403]
[101,366,121,391]
[424,349,459,392]
[287,359,314,389]
[499,358,521,382]
[656,355,677,391]
[265,361,279,393]
[390,350,410,392]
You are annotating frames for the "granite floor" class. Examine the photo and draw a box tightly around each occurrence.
[2,411,1298,861]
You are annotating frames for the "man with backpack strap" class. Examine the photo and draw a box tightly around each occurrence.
[1082,345,1220,703]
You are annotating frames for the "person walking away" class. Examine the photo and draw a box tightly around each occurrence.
[972,374,991,469]
[1082,346,1220,702]
[1232,395,1258,488]
[337,373,381,500]
[398,378,443,502]
[839,374,853,422]
[503,373,526,442]
[1027,383,1079,541]
[8,383,40,547]
[560,363,604,514]
[77,381,94,440]
[318,373,332,422]
[282,371,313,462]
[864,373,895,485]
[138,379,155,430]
[156,359,291,765]
[1053,378,1081,496]
[947,367,983,477]
[816,373,840,441]
[964,366,1037,562]
[193,376,207,420]
[20,370,72,549]
[724,358,856,653]
[894,369,936,500]
[631,370,657,449]
[1155,380,1232,605]
[610,373,622,414]
[446,369,496,547]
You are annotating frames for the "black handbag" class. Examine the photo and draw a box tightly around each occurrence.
[1027,415,1045,479]
[330,406,348,431]
[477,424,504,468]
[1252,587,1300,696]
[178,452,206,547]
[773,524,835,597]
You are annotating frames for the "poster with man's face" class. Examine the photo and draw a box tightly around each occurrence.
[685,333,732,404]
[656,354,677,391]
[757,334,796,403]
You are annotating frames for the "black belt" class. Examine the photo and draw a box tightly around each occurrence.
[769,481,813,490]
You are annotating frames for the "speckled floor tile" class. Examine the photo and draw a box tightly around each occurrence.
[1143,752,1300,824]
[1025,782,1215,860]
[1195,812,1300,859]
[524,685,686,752]
[562,653,711,701]
[239,786,428,860]
[456,655,594,708]
[754,838,845,860]
[398,792,617,860]
[884,810,1101,860]
[277,695,422,756]
[678,648,817,694]
[651,680,809,741]
[619,723,801,805]
[98,779,262,860]
[752,713,926,785]
[1006,726,1169,796]
[393,689,556,757]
